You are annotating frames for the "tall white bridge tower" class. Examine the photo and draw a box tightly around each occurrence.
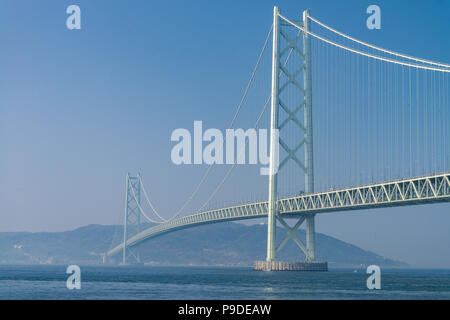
[256,7,327,271]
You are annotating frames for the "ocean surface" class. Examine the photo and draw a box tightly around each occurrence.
[1,265,450,300]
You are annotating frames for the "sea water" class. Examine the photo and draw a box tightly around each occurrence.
[1,265,449,300]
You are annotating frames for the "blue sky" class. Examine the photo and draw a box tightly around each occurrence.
[0,0,449,267]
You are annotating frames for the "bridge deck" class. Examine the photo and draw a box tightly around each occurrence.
[108,172,450,257]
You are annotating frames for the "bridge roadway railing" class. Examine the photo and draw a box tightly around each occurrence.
[107,172,450,257]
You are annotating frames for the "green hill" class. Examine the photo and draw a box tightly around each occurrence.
[0,222,407,268]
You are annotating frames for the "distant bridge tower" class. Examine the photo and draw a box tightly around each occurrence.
[257,7,326,271]
[122,173,142,265]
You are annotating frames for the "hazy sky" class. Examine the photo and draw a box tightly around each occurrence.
[1,0,449,267]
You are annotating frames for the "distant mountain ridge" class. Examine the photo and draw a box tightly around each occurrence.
[0,222,407,268]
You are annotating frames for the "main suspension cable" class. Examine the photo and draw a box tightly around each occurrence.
[308,15,450,69]
[279,14,450,73]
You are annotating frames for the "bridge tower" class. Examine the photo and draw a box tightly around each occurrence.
[257,7,326,271]
[121,173,142,265]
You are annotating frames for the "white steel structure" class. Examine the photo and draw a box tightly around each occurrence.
[122,173,142,264]
[107,172,450,258]
[107,7,450,265]
[267,7,316,262]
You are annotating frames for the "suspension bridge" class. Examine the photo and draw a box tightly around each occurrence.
[106,7,450,270]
